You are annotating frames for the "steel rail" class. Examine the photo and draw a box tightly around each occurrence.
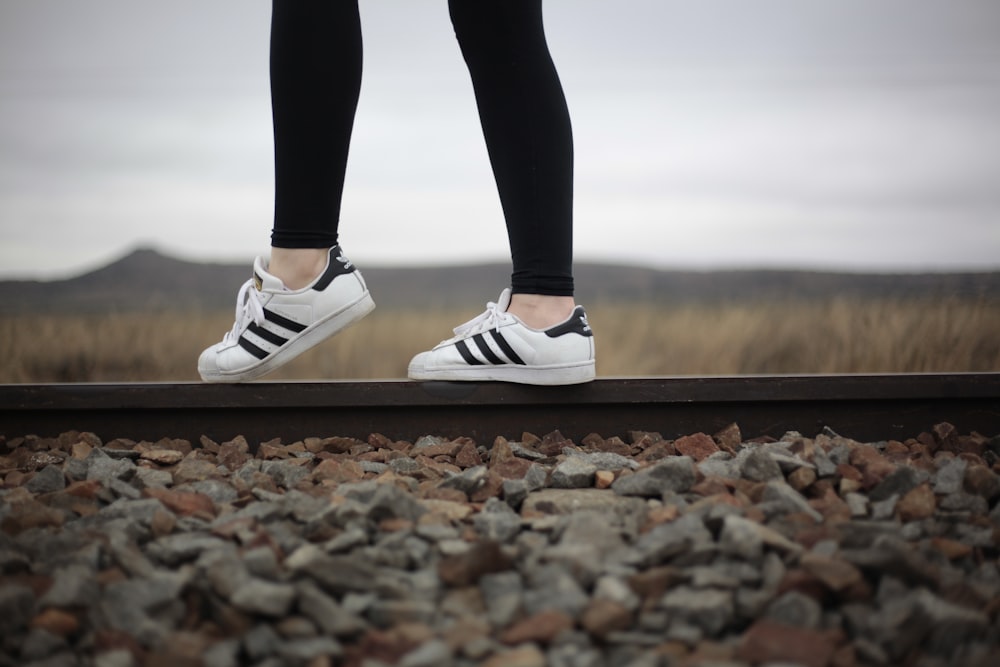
[2,374,999,446]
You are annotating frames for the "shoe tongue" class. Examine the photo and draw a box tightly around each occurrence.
[496,288,513,311]
[252,257,286,292]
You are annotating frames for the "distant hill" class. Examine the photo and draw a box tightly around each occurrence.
[0,247,997,314]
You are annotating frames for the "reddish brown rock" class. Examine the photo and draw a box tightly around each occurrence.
[172,457,219,484]
[455,442,483,468]
[932,422,960,451]
[311,458,364,484]
[438,540,514,587]
[31,608,80,637]
[143,487,216,518]
[848,447,894,488]
[789,466,817,492]
[673,433,719,462]
[500,609,574,645]
[896,483,936,522]
[1,498,64,534]
[479,645,546,667]
[491,458,535,481]
[217,436,251,470]
[738,619,839,667]
[594,470,615,489]
[489,437,516,466]
[965,464,1000,501]
[800,553,863,592]
[580,598,632,638]
[596,436,633,456]
[468,471,504,503]
[713,423,742,454]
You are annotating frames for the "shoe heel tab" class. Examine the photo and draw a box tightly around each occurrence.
[545,306,593,338]
[312,246,356,291]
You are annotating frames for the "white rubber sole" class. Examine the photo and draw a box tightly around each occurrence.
[201,292,375,383]
[407,360,595,385]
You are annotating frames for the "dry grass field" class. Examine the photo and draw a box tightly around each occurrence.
[2,297,998,383]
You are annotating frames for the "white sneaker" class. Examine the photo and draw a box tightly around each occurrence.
[407,289,595,385]
[198,246,374,382]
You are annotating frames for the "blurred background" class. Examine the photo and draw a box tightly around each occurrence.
[1,0,998,381]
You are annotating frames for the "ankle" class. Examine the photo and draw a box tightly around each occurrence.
[508,293,576,329]
[268,247,329,290]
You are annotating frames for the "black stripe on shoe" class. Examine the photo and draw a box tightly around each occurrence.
[472,333,505,365]
[263,309,307,334]
[238,337,269,360]
[488,330,526,365]
[455,339,484,365]
[247,322,289,348]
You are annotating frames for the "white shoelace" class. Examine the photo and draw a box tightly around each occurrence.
[452,295,514,338]
[222,278,265,344]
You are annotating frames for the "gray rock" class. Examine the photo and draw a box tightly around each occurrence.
[568,450,639,471]
[659,586,734,636]
[611,456,695,497]
[243,545,281,580]
[812,447,838,477]
[26,465,66,495]
[438,465,489,495]
[761,480,823,522]
[275,636,343,661]
[845,492,869,517]
[0,583,35,635]
[697,456,738,479]
[388,456,422,475]
[295,580,368,637]
[133,467,173,488]
[765,590,823,629]
[510,442,546,460]
[938,492,988,514]
[524,463,549,491]
[870,494,898,520]
[473,497,522,542]
[93,649,136,667]
[480,571,523,628]
[869,466,929,503]
[38,563,98,608]
[20,627,67,662]
[523,563,589,617]
[202,639,240,667]
[502,478,529,509]
[360,460,389,474]
[86,448,136,485]
[97,571,190,645]
[399,639,453,667]
[631,514,713,566]
[718,514,764,562]
[551,457,598,488]
[739,448,783,482]
[243,623,282,661]
[63,456,89,482]
[933,457,967,495]
[146,532,228,566]
[261,459,310,489]
[177,479,238,504]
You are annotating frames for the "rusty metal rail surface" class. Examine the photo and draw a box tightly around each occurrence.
[2,374,999,446]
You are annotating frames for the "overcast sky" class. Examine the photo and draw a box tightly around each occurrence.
[1,0,999,279]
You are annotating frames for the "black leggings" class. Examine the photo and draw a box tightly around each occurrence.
[269,0,574,296]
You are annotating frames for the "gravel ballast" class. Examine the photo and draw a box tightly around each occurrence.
[1,423,999,667]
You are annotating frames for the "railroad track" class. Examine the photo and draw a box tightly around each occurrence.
[2,373,999,446]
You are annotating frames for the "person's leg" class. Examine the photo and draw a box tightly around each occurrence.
[408,0,594,384]
[269,0,363,288]
[448,0,576,328]
[198,0,373,382]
